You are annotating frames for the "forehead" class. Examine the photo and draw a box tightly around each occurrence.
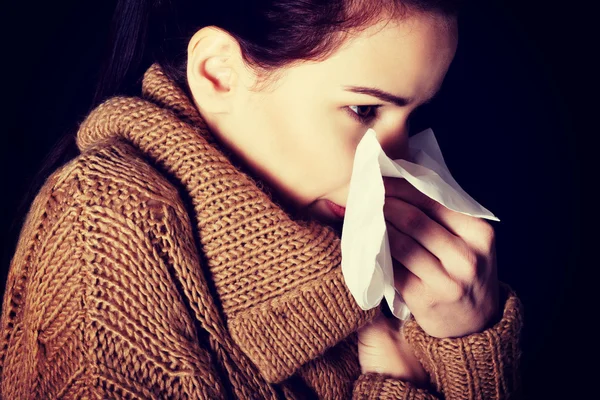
[288,14,458,102]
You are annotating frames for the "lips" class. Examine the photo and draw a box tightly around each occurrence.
[325,200,346,219]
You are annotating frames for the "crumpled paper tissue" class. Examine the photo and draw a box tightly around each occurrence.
[340,127,500,320]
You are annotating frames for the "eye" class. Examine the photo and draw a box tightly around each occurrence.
[347,105,382,125]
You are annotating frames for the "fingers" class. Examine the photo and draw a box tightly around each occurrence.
[392,258,421,307]
[387,223,450,292]
[382,176,493,251]
[384,196,475,281]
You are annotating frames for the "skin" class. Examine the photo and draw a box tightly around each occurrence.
[358,175,500,386]
[186,11,500,386]
[186,11,458,232]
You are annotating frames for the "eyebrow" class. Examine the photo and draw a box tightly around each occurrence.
[343,85,438,107]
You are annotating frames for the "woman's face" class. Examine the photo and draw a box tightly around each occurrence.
[187,13,458,230]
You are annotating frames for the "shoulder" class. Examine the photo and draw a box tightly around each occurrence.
[6,137,194,293]
[4,136,200,339]
[35,136,202,300]
[0,138,222,398]
[48,137,186,216]
[5,136,199,314]
[20,136,198,248]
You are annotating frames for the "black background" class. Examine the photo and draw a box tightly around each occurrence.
[0,1,593,398]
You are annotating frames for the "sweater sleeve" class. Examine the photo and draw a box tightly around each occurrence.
[351,281,524,400]
[353,373,441,399]
[0,159,229,399]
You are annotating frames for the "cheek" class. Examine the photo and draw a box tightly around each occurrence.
[250,92,359,204]
[304,136,357,205]
[299,112,364,197]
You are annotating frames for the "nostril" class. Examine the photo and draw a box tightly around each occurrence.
[383,145,409,161]
[378,134,409,161]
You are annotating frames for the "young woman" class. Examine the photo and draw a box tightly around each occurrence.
[0,0,523,398]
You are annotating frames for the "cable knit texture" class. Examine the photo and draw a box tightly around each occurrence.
[0,63,524,399]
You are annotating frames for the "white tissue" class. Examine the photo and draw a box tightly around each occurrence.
[340,127,500,320]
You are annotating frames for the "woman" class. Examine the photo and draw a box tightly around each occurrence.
[0,0,523,398]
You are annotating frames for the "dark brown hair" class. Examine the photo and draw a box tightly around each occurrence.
[95,0,463,105]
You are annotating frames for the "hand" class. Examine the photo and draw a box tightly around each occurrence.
[357,306,430,387]
[382,176,500,338]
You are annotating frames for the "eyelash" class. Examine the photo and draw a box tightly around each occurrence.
[347,105,383,125]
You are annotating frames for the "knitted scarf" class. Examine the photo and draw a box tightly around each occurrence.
[76,62,379,397]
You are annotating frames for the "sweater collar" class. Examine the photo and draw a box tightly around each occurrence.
[76,63,376,384]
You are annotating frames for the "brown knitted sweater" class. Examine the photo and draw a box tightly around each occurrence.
[0,63,524,399]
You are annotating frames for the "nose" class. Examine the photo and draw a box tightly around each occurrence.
[377,124,410,161]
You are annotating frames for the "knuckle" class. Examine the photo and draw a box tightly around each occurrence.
[459,249,479,280]
[474,220,495,247]
[446,281,467,302]
[424,292,438,308]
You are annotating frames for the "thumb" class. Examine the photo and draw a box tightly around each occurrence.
[357,306,400,352]
[356,306,430,385]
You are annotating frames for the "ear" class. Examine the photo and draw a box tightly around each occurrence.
[186,26,245,115]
